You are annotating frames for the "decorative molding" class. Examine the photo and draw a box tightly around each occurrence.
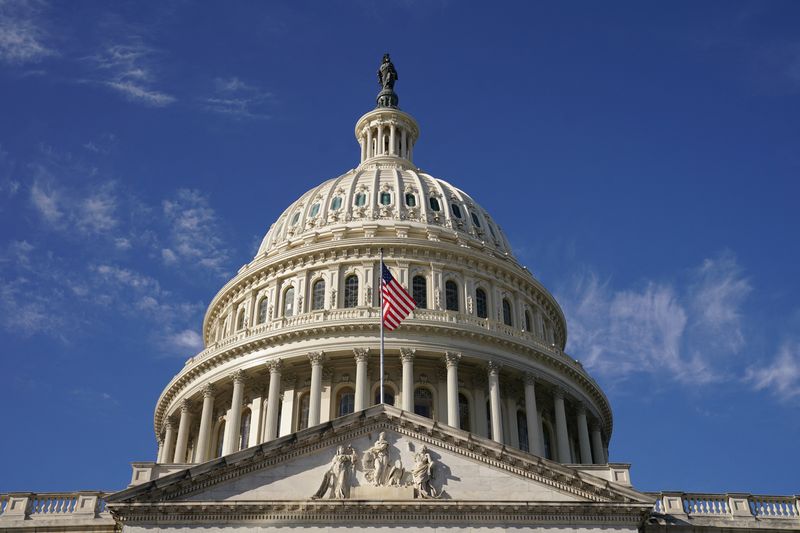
[444,351,462,368]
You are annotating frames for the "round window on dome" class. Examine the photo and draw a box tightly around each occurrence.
[331,196,342,210]
[380,191,391,205]
[429,197,440,211]
[354,192,366,207]
[471,212,481,228]
[309,203,320,217]
[451,203,462,219]
[405,193,416,207]
[291,212,301,226]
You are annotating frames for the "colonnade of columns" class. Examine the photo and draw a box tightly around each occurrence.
[359,120,414,163]
[159,351,607,467]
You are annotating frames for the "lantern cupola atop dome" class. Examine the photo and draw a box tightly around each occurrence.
[355,54,419,166]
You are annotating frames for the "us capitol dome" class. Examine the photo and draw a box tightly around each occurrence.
[2,55,798,533]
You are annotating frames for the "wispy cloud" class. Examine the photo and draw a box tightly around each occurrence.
[745,341,800,400]
[30,174,119,235]
[202,76,272,119]
[559,252,751,385]
[0,0,55,65]
[162,189,231,275]
[85,41,175,106]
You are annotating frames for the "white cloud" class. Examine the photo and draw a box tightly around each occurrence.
[559,253,751,385]
[166,329,203,351]
[77,187,118,234]
[93,263,161,294]
[745,341,800,400]
[86,42,175,107]
[162,189,230,275]
[30,177,120,235]
[30,179,61,222]
[0,0,55,65]
[202,76,272,119]
[114,237,131,250]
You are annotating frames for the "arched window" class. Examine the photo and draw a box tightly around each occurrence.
[309,203,320,217]
[471,212,481,228]
[298,394,310,430]
[331,196,342,210]
[344,275,359,308]
[412,275,427,309]
[445,280,459,311]
[414,387,434,418]
[337,387,355,417]
[354,192,366,207]
[488,223,497,238]
[458,393,471,431]
[239,409,251,451]
[379,191,391,205]
[476,288,488,318]
[451,203,462,219]
[502,298,513,326]
[312,279,325,310]
[429,197,440,211]
[283,286,295,317]
[257,298,269,324]
[236,309,245,330]
[215,420,226,458]
[525,310,533,332]
[542,422,554,460]
[291,212,301,226]
[375,386,395,406]
[405,193,416,207]
[517,410,529,452]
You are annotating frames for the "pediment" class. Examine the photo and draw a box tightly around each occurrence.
[108,405,652,509]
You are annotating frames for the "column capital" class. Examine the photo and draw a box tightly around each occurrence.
[444,351,462,368]
[308,351,326,365]
[590,421,602,433]
[576,402,587,415]
[180,399,193,413]
[487,360,502,375]
[524,371,540,386]
[231,369,246,385]
[353,347,370,363]
[163,418,175,431]
[553,386,566,400]
[400,347,416,362]
[266,359,283,374]
[202,383,216,398]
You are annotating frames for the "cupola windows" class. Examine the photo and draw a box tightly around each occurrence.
[451,203,462,219]
[471,212,481,228]
[331,196,342,210]
[309,203,320,217]
[429,197,441,211]
[405,193,416,207]
[291,212,301,226]
[379,191,392,205]
[354,193,367,207]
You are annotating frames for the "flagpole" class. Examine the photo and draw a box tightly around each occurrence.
[379,248,385,405]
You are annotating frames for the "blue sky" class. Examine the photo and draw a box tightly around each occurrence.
[1,1,799,495]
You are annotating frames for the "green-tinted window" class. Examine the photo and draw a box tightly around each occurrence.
[429,197,440,211]
[331,196,342,210]
[309,203,320,217]
[291,212,301,226]
[380,191,391,205]
[405,193,416,207]
[354,193,366,207]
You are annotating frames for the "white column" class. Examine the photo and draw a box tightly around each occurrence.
[173,399,193,463]
[389,123,396,155]
[577,404,593,464]
[444,352,461,428]
[264,360,282,442]
[354,348,369,411]
[377,124,384,155]
[156,439,164,464]
[553,388,571,463]
[401,129,407,158]
[308,351,325,426]
[360,137,366,162]
[523,373,543,456]
[161,420,176,463]
[195,384,216,463]
[487,361,503,444]
[473,375,489,438]
[366,127,373,159]
[222,370,246,456]
[591,423,606,464]
[400,348,415,411]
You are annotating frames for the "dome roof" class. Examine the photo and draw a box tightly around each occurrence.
[256,168,515,259]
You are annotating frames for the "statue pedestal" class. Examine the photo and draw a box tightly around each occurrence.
[350,485,415,500]
[376,88,398,109]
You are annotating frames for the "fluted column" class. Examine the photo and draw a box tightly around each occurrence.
[523,373,543,456]
[173,399,193,463]
[354,348,369,410]
[360,137,366,162]
[308,351,325,426]
[161,420,176,463]
[195,384,216,462]
[401,129,407,159]
[577,404,593,464]
[444,352,461,428]
[366,127,373,159]
[377,124,384,155]
[389,123,396,155]
[553,388,571,463]
[400,348,415,411]
[487,361,503,444]
[222,370,246,456]
[591,423,606,464]
[264,360,282,441]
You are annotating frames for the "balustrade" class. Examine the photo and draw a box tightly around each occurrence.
[650,492,800,521]
[751,495,800,518]
[0,491,112,523]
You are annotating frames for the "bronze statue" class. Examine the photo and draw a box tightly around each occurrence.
[378,54,398,90]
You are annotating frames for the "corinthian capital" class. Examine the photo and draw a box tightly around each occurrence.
[444,351,461,368]
[400,347,416,363]
[231,369,246,385]
[180,398,193,412]
[353,348,370,363]
[202,383,216,398]
[308,351,326,365]
[486,360,502,376]
[266,359,283,374]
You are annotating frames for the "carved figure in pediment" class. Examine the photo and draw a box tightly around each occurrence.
[312,444,358,499]
[412,444,440,499]
[363,431,405,487]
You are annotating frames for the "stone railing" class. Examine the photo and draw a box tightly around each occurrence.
[651,491,800,521]
[0,491,115,528]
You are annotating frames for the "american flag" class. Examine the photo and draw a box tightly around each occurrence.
[381,263,417,331]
